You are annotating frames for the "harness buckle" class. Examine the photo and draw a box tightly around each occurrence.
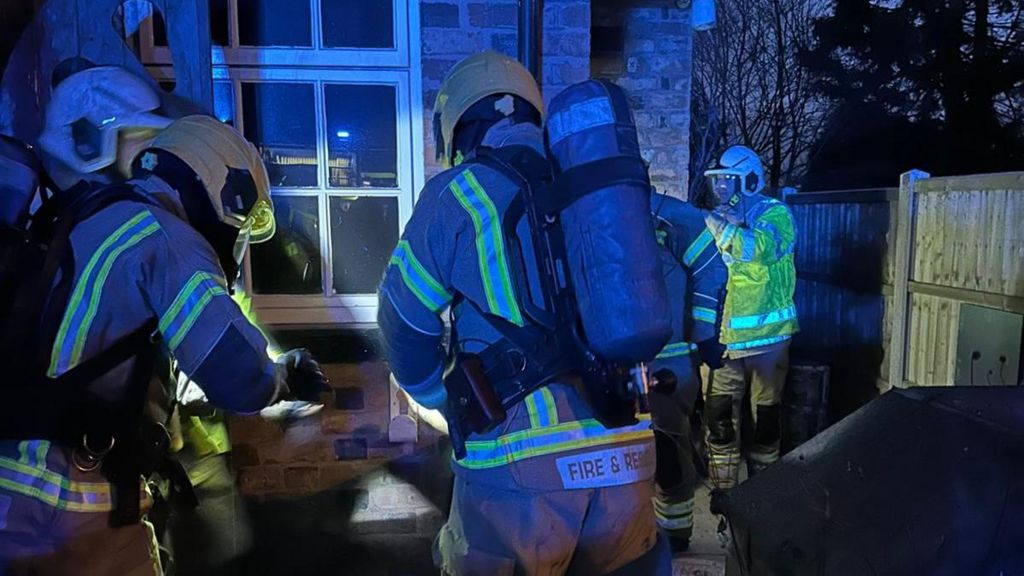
[72,433,115,472]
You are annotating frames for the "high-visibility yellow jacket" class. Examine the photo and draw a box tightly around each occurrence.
[706,195,798,350]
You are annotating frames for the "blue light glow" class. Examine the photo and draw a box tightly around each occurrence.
[336,130,351,139]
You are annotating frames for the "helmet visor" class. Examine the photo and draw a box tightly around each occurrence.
[706,174,741,208]
[233,220,252,268]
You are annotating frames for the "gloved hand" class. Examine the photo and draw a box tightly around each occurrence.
[651,368,678,395]
[697,339,726,370]
[276,348,330,402]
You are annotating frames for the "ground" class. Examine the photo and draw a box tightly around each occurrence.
[201,442,728,576]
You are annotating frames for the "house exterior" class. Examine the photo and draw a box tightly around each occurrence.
[124,0,703,328]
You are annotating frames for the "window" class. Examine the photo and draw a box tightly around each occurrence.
[142,1,423,325]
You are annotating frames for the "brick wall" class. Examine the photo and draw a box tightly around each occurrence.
[420,0,591,180]
[593,0,695,199]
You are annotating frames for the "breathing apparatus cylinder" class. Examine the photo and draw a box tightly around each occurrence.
[545,80,671,363]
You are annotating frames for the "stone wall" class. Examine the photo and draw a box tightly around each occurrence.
[593,0,695,199]
[420,0,591,180]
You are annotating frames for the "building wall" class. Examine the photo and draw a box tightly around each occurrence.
[593,0,694,199]
[419,0,591,180]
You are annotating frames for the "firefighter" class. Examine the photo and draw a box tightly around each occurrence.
[378,52,669,575]
[0,115,327,575]
[35,66,261,574]
[700,145,798,488]
[649,192,728,550]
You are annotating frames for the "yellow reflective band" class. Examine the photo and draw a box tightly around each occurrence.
[458,416,653,470]
[0,457,113,512]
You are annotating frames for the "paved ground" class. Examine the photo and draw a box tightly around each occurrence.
[672,484,729,576]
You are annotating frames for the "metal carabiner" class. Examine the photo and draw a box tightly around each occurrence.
[72,433,115,473]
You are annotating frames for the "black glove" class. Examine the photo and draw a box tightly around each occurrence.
[696,339,726,370]
[277,348,330,402]
[651,368,678,395]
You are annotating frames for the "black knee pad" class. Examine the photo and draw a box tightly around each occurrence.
[754,404,781,446]
[654,431,684,488]
[705,395,735,445]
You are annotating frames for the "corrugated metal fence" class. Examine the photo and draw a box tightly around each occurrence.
[787,188,896,419]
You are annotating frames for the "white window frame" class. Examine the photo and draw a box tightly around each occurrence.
[138,0,411,68]
[142,1,425,326]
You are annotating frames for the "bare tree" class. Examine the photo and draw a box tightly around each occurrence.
[689,0,834,197]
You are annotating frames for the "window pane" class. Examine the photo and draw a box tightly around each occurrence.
[321,0,395,49]
[329,196,398,294]
[238,0,312,47]
[241,82,318,188]
[214,82,235,126]
[324,84,397,188]
[251,196,323,295]
[154,0,228,46]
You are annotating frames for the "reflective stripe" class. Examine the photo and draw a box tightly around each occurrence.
[449,170,523,326]
[18,441,50,469]
[525,388,559,428]
[49,210,161,376]
[717,223,738,249]
[654,496,695,530]
[692,306,717,324]
[730,305,797,330]
[683,229,714,268]
[736,228,757,262]
[0,457,113,512]
[389,240,452,312]
[727,334,791,351]
[547,96,615,146]
[160,272,228,351]
[458,417,653,470]
[748,450,779,465]
[657,341,697,359]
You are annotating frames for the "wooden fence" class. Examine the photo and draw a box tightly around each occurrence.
[888,171,1024,387]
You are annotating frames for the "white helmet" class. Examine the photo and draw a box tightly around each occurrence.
[703,145,765,208]
[38,66,172,176]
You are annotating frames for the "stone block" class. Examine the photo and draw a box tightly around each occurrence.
[422,28,485,55]
[421,2,460,28]
[333,386,365,410]
[228,414,283,444]
[238,466,284,495]
[467,3,517,29]
[320,409,385,436]
[230,443,261,468]
[282,465,321,493]
[490,32,517,58]
[334,437,369,460]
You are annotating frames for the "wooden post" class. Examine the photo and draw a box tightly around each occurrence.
[888,169,930,388]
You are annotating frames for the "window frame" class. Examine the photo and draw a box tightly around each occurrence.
[140,1,425,326]
[138,0,410,68]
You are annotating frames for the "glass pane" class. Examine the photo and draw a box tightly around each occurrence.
[251,196,323,295]
[241,82,318,188]
[238,0,312,47]
[324,84,398,188]
[213,82,235,126]
[154,0,228,46]
[329,196,398,295]
[321,0,395,49]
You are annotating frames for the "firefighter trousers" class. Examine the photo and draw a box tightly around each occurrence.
[705,342,790,489]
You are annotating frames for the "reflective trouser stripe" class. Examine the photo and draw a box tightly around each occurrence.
[0,457,113,512]
[654,496,695,530]
[459,416,653,470]
[707,448,741,489]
